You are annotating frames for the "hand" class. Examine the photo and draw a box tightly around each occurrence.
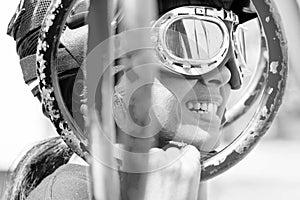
[123,145,202,200]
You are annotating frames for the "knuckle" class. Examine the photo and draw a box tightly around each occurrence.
[165,147,181,161]
[149,147,163,153]
[181,145,201,161]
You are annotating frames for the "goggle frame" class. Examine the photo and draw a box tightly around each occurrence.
[152,6,240,77]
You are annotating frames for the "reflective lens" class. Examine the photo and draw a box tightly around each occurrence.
[165,19,224,61]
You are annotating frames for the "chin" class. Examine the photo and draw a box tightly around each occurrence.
[178,124,221,151]
[158,121,222,153]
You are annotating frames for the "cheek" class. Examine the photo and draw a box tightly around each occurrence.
[151,80,181,132]
[218,84,231,116]
[128,85,153,125]
[221,84,231,104]
[158,74,197,101]
[115,74,152,125]
[173,124,221,152]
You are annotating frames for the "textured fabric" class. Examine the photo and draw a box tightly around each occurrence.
[7,0,52,48]
[19,25,88,84]
[26,164,91,200]
[7,0,88,85]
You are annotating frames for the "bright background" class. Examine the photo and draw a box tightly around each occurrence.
[0,0,300,199]
[0,0,57,197]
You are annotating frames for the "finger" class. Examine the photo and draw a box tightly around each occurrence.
[180,145,201,163]
[179,145,201,177]
[179,145,201,200]
[149,147,162,153]
[165,147,181,164]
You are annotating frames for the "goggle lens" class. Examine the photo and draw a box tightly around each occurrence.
[165,19,224,61]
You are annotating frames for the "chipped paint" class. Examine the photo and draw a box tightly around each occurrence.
[224,40,268,128]
[268,88,273,94]
[261,106,268,118]
[36,0,89,161]
[265,16,270,22]
[209,155,227,166]
[236,134,256,154]
[201,0,288,181]
[270,61,279,73]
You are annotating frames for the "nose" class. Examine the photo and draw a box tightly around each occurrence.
[201,66,231,88]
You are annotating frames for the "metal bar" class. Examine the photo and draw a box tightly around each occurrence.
[87,0,119,199]
[117,0,159,198]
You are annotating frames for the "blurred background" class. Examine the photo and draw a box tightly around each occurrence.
[0,0,299,199]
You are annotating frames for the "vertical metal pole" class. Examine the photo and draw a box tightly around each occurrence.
[87,0,119,199]
[119,0,158,199]
[87,0,158,198]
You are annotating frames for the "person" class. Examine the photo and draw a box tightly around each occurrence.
[5,0,257,199]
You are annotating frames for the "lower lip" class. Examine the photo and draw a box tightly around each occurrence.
[183,107,221,130]
[156,107,221,151]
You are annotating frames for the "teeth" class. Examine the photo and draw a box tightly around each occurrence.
[195,102,201,110]
[208,103,214,113]
[213,104,218,114]
[202,103,208,111]
[187,101,218,114]
[187,102,193,110]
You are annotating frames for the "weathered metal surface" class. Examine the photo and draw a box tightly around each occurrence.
[86,0,120,199]
[224,28,268,128]
[36,0,89,160]
[201,0,288,181]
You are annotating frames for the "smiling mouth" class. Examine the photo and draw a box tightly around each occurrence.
[182,96,224,131]
[156,99,222,148]
[186,101,219,115]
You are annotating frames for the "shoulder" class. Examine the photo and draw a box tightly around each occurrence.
[27,164,91,200]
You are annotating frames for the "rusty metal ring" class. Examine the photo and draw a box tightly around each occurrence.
[36,0,88,160]
[223,24,268,128]
[201,0,288,180]
[37,0,288,181]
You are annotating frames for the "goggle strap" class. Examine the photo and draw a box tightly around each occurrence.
[192,7,239,24]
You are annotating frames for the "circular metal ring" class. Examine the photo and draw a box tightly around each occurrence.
[201,0,288,180]
[36,0,89,160]
[223,25,269,128]
[37,0,288,181]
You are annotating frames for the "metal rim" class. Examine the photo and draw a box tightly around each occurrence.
[36,0,288,181]
[223,24,269,128]
[36,0,89,160]
[201,0,288,181]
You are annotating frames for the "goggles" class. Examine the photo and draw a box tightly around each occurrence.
[152,6,247,89]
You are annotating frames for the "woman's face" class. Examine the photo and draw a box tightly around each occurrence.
[113,12,235,152]
[113,60,231,152]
